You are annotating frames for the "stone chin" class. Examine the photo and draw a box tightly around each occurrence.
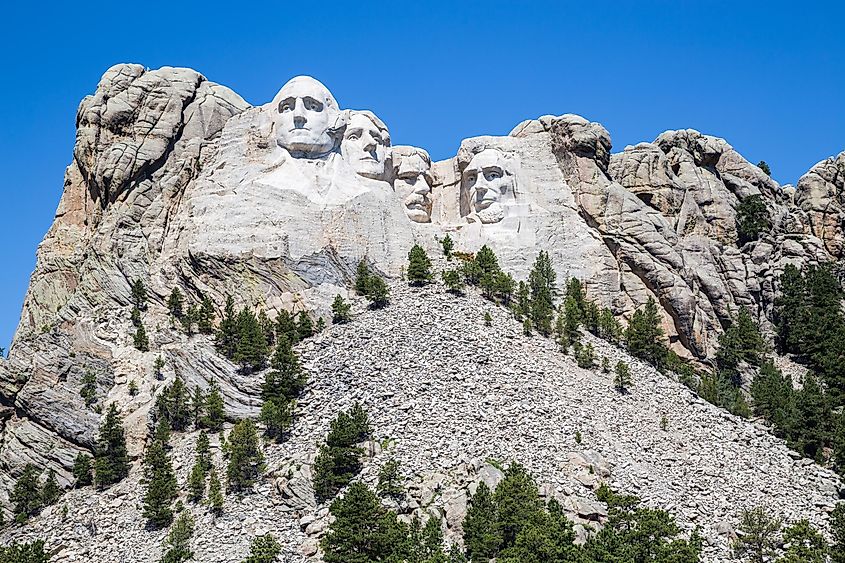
[271,75,341,158]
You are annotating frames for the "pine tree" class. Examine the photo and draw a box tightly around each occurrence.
[215,295,239,359]
[785,373,831,461]
[407,244,433,285]
[241,534,282,563]
[197,295,216,334]
[208,468,224,516]
[260,398,293,442]
[131,278,147,310]
[751,360,793,433]
[263,336,306,403]
[40,469,61,507]
[155,376,192,432]
[131,306,142,327]
[258,310,275,347]
[94,403,129,489]
[320,482,410,563]
[484,311,492,326]
[757,160,771,176]
[154,417,172,446]
[226,419,264,492]
[80,370,97,407]
[831,504,845,563]
[732,507,781,563]
[736,194,772,244]
[523,318,532,336]
[624,297,667,368]
[463,481,500,561]
[354,259,371,295]
[313,403,371,501]
[598,307,622,343]
[365,274,390,308]
[196,431,211,473]
[188,458,206,503]
[440,234,454,259]
[442,269,465,294]
[181,305,198,335]
[331,294,351,323]
[154,355,165,380]
[376,458,404,500]
[0,539,49,563]
[167,287,184,319]
[716,307,767,387]
[528,251,556,336]
[296,311,314,340]
[575,342,596,369]
[142,439,177,528]
[614,360,632,393]
[160,511,194,563]
[779,519,828,563]
[274,310,299,345]
[475,245,500,277]
[72,453,93,487]
[11,464,42,523]
[134,323,150,352]
[191,386,205,428]
[235,308,269,372]
[201,379,225,431]
[834,412,845,476]
[316,316,326,332]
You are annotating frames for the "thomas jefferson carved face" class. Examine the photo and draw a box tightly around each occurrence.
[393,147,433,223]
[273,76,340,157]
[464,148,516,223]
[341,111,390,180]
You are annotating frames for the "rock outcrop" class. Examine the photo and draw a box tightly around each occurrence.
[1,63,843,560]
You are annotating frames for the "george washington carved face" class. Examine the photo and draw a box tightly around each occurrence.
[272,76,340,157]
[464,148,516,224]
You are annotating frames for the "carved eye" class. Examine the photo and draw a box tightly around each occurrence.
[466,174,476,183]
[280,103,292,112]
[486,171,502,180]
[307,101,318,111]
[348,133,360,141]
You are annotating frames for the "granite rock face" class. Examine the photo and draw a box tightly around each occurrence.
[1,64,843,559]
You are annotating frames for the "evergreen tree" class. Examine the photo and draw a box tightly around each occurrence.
[442,269,465,294]
[494,463,544,549]
[0,540,49,563]
[94,403,129,489]
[134,323,150,352]
[513,280,530,321]
[751,360,793,433]
[354,259,372,295]
[376,458,404,500]
[408,244,433,285]
[215,295,239,359]
[154,355,165,380]
[834,411,845,476]
[313,404,371,501]
[160,511,194,563]
[80,370,97,407]
[779,519,827,563]
[463,481,499,561]
[475,245,500,278]
[316,316,326,332]
[188,458,206,503]
[441,234,454,259]
[575,342,595,369]
[598,307,623,343]
[40,469,61,507]
[241,534,282,563]
[208,467,224,515]
[196,431,211,473]
[523,318,532,336]
[181,305,198,335]
[263,336,306,403]
[131,305,142,327]
[11,464,42,523]
[296,311,314,340]
[142,439,177,528]
[461,256,483,286]
[155,376,192,432]
[736,194,772,244]
[190,386,205,428]
[625,297,667,368]
[484,311,492,326]
[154,417,172,446]
[167,287,184,319]
[131,278,148,310]
[235,307,269,371]
[732,507,781,563]
[493,271,515,304]
[716,308,767,387]
[528,251,556,337]
[72,453,93,487]
[785,373,831,461]
[365,274,390,309]
[757,160,771,176]
[331,294,351,323]
[258,310,275,347]
[260,398,293,442]
[201,379,226,432]
[198,295,216,334]
[831,503,845,563]
[274,310,299,345]
[226,419,264,492]
[320,482,410,563]
[614,360,632,393]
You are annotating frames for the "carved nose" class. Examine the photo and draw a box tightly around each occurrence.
[414,180,431,196]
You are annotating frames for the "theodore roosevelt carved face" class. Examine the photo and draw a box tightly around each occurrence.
[393,146,433,223]
[272,76,340,157]
[464,148,516,224]
[341,111,390,180]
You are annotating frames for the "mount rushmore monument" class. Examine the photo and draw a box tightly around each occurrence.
[1,64,844,560]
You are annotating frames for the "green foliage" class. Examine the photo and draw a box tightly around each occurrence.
[94,403,129,489]
[408,244,433,285]
[241,534,282,563]
[441,234,454,259]
[154,355,165,380]
[72,453,93,487]
[331,294,351,323]
[779,519,827,563]
[493,463,544,548]
[0,540,49,563]
[208,468,224,516]
[131,278,147,310]
[831,504,845,563]
[296,311,314,340]
[614,360,632,392]
[715,308,767,387]
[376,458,404,500]
[80,371,97,408]
[528,251,556,336]
[188,458,206,503]
[313,403,371,502]
[142,439,177,528]
[260,398,293,442]
[736,194,772,244]
[40,469,61,507]
[442,269,465,294]
[625,297,667,368]
[513,281,530,321]
[196,431,211,473]
[484,311,492,326]
[134,323,150,352]
[355,259,372,295]
[167,287,184,319]
[601,356,610,373]
[522,318,532,336]
[365,273,390,308]
[11,464,42,523]
[180,305,198,335]
[226,419,264,492]
[757,160,771,176]
[732,506,781,563]
[320,482,411,563]
[575,342,595,369]
[261,336,306,441]
[234,307,269,372]
[131,306,142,327]
[159,511,194,563]
[155,376,192,432]
[215,296,239,358]
[129,379,139,396]
[197,295,216,334]
[201,379,226,432]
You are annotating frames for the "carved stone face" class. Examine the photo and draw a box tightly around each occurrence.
[393,147,433,223]
[465,148,515,223]
[341,112,390,179]
[273,76,339,157]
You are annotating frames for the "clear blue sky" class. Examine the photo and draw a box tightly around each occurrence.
[1,1,843,352]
